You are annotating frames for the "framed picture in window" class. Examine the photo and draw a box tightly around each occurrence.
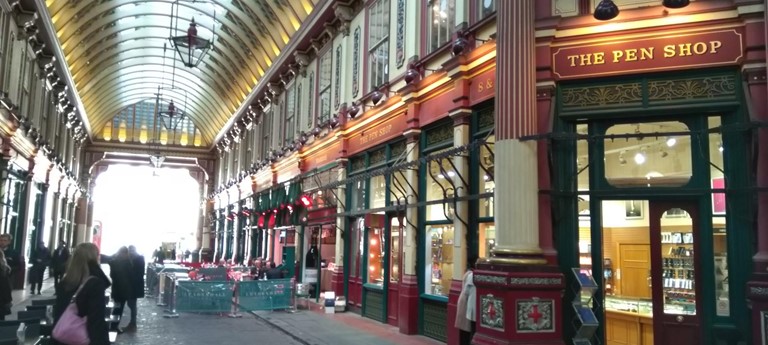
[624,200,643,220]
[712,177,726,214]
[665,208,689,219]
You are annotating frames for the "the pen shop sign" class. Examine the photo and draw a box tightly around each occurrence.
[552,28,744,80]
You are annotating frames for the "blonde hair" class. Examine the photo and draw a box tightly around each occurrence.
[61,243,100,289]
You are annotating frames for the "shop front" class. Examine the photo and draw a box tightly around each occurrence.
[345,140,407,324]
[550,24,754,344]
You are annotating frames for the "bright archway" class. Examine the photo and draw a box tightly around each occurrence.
[91,165,200,259]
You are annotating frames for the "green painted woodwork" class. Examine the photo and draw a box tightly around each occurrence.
[553,68,751,345]
[363,288,386,322]
[422,299,448,342]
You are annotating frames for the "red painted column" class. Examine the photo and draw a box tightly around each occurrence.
[472,1,564,344]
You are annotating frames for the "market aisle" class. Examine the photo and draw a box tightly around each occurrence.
[115,298,303,345]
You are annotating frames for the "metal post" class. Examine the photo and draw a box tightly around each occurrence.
[163,276,179,318]
[228,281,242,318]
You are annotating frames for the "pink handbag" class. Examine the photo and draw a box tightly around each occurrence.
[52,277,93,345]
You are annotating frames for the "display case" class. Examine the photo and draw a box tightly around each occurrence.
[661,235,696,315]
[604,296,653,316]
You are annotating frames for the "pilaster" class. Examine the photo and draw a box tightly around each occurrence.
[332,159,347,298]
[398,128,420,335]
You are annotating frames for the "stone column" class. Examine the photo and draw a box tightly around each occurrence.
[472,1,564,344]
[75,195,88,245]
[398,129,420,335]
[447,109,471,345]
[331,160,347,298]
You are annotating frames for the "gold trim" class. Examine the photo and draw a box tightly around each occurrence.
[487,257,548,265]
[492,247,543,256]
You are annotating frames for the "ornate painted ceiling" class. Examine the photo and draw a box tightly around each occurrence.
[41,0,318,147]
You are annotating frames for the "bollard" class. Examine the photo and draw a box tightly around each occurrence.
[163,276,179,318]
[157,273,166,307]
[228,281,242,318]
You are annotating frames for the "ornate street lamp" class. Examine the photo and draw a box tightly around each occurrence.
[158,100,187,130]
[170,18,213,68]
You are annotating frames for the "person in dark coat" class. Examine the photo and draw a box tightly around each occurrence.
[0,250,12,320]
[30,241,51,295]
[53,242,110,345]
[0,234,21,290]
[109,247,137,332]
[128,245,145,299]
[51,240,70,290]
[265,261,284,280]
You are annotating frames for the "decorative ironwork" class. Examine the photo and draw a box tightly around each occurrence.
[423,299,447,342]
[395,0,406,68]
[390,141,406,159]
[425,123,454,147]
[648,75,737,102]
[477,105,495,132]
[480,294,504,331]
[334,45,342,110]
[350,156,365,172]
[307,72,314,129]
[475,275,507,284]
[562,83,643,108]
[516,298,555,333]
[353,26,361,98]
[750,286,768,296]
[509,277,563,286]
[369,148,386,165]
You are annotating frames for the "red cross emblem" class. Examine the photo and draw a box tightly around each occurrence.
[487,301,497,320]
[528,305,543,324]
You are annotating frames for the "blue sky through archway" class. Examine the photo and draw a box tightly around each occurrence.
[91,165,200,258]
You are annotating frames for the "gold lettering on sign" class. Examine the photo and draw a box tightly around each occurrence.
[477,78,495,93]
[566,40,723,65]
[359,124,394,145]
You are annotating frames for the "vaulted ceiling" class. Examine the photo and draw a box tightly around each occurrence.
[41,0,318,147]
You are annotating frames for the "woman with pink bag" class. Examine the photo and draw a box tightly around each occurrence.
[52,243,111,345]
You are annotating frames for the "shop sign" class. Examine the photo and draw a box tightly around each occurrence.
[552,29,743,80]
[349,113,407,154]
[469,68,496,104]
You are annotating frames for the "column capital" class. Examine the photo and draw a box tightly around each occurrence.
[403,129,422,144]
[449,107,473,126]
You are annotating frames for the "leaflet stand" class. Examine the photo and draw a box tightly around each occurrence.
[572,268,599,345]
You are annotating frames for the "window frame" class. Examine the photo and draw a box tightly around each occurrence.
[317,50,332,125]
[426,0,457,54]
[260,107,273,159]
[475,0,496,23]
[284,83,297,145]
[367,0,391,91]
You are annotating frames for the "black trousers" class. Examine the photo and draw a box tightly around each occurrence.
[116,298,138,324]
[53,270,64,290]
[459,321,476,345]
[29,266,45,292]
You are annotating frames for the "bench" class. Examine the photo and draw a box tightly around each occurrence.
[0,318,40,339]
[31,298,55,307]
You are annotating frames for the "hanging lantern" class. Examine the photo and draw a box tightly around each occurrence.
[170,17,213,68]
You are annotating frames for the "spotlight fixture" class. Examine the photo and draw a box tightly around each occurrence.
[659,147,669,158]
[348,102,361,118]
[404,66,421,85]
[618,150,627,165]
[663,0,690,9]
[718,142,724,153]
[666,137,677,147]
[371,90,384,106]
[594,0,620,21]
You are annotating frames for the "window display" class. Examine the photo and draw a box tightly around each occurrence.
[367,227,385,286]
[478,135,495,218]
[478,223,495,259]
[425,225,454,296]
[390,217,401,283]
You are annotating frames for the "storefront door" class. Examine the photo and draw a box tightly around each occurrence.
[347,217,363,310]
[649,201,701,345]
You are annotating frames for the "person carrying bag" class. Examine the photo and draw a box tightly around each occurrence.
[52,243,111,345]
[52,277,94,345]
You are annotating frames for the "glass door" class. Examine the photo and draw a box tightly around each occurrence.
[649,201,701,345]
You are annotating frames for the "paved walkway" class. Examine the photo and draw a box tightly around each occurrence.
[251,303,443,345]
[8,277,443,345]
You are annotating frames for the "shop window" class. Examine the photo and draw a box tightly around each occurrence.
[390,217,402,283]
[368,0,390,90]
[367,227,386,286]
[709,116,728,316]
[428,0,456,53]
[349,180,366,212]
[370,175,386,209]
[577,124,591,224]
[426,152,455,222]
[477,222,495,258]
[390,171,408,206]
[318,51,332,124]
[425,225,454,296]
[260,108,273,158]
[478,135,495,218]
[477,0,495,21]
[604,121,691,188]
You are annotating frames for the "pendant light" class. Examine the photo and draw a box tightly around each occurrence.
[663,0,690,9]
[594,0,620,21]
